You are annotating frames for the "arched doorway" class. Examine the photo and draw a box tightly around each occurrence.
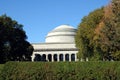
[65,54,69,61]
[41,54,46,61]
[34,54,41,61]
[59,54,63,61]
[48,54,52,62]
[71,54,75,61]
[54,54,57,61]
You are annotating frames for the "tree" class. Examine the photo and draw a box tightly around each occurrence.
[100,0,120,60]
[0,15,33,63]
[75,0,120,61]
[75,8,104,61]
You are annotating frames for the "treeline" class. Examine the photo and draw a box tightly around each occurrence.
[0,62,120,80]
[75,0,120,61]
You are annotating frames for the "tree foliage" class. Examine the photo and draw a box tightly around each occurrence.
[102,0,120,60]
[0,15,33,63]
[75,0,120,61]
[75,8,104,60]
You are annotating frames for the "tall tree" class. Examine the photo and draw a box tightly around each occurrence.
[75,8,104,60]
[0,15,33,63]
[75,0,120,61]
[101,0,120,60]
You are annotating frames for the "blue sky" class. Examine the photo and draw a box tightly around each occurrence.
[0,0,110,43]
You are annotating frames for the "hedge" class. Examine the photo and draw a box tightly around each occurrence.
[0,61,120,80]
[0,64,4,74]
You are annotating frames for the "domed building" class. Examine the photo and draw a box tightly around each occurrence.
[31,25,78,62]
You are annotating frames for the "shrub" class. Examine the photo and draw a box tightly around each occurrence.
[0,64,4,74]
[0,61,120,80]
[0,64,4,80]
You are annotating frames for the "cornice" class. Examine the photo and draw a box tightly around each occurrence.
[34,48,78,52]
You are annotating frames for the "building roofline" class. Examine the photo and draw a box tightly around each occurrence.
[31,42,75,45]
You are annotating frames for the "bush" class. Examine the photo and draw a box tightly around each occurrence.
[0,64,4,74]
[0,61,120,80]
[0,64,4,80]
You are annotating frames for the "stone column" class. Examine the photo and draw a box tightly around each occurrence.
[69,54,71,62]
[75,54,77,61]
[46,54,48,62]
[52,54,54,62]
[63,54,65,61]
[57,54,59,62]
[31,55,35,62]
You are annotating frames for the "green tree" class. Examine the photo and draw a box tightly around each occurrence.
[101,0,120,60]
[75,0,120,61]
[75,8,104,61]
[0,15,33,63]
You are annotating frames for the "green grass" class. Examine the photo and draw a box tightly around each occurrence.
[1,61,120,80]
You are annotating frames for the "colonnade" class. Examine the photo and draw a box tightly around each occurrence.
[33,53,77,62]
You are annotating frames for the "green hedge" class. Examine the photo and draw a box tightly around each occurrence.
[0,64,4,74]
[0,62,120,80]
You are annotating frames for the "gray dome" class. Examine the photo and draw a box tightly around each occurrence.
[45,25,76,43]
[52,25,76,32]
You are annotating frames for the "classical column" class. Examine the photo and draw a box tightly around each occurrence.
[31,55,35,62]
[52,54,54,62]
[69,54,71,62]
[63,54,65,61]
[75,54,77,61]
[57,54,59,62]
[46,54,48,62]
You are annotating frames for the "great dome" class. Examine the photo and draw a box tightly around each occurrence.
[45,25,77,43]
